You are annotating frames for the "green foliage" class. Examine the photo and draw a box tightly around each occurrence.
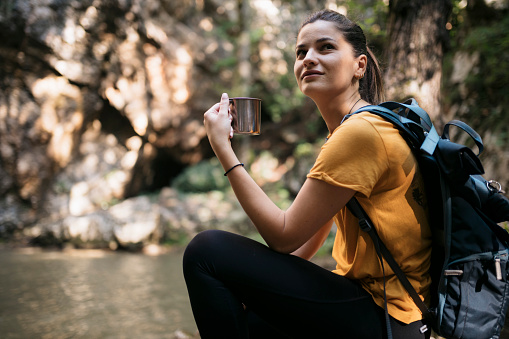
[315,231,336,257]
[210,17,238,40]
[448,0,467,40]
[266,185,292,210]
[213,56,237,72]
[265,86,307,123]
[444,10,509,139]
[462,15,509,105]
[171,158,230,193]
[347,0,389,41]
[294,141,315,158]
[249,27,265,44]
[162,227,190,246]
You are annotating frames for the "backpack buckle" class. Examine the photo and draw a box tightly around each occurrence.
[359,219,372,232]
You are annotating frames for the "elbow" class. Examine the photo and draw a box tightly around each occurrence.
[266,239,299,254]
[269,244,294,254]
[260,211,301,254]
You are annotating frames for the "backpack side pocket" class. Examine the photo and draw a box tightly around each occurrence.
[439,250,509,339]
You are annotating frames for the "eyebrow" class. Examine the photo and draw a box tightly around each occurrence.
[296,37,335,50]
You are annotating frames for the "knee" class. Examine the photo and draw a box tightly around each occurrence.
[182,229,230,273]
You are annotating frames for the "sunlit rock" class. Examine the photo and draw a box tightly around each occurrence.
[109,196,162,249]
[62,212,116,247]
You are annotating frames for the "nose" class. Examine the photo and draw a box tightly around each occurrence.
[303,48,318,67]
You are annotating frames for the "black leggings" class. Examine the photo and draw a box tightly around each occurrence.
[182,230,430,339]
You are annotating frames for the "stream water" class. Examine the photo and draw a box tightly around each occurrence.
[0,246,197,338]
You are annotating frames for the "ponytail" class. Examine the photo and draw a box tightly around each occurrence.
[360,46,384,104]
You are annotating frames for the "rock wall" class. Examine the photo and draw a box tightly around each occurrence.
[0,0,242,245]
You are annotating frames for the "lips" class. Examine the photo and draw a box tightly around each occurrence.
[301,70,324,80]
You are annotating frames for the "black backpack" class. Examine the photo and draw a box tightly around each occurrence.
[344,99,509,339]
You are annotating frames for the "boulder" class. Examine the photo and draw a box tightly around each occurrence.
[110,196,163,249]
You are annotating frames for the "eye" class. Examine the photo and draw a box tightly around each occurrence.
[321,43,335,51]
[295,48,306,57]
[296,48,307,58]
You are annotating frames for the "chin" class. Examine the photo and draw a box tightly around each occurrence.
[300,85,323,100]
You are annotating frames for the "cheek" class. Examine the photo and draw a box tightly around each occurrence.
[294,62,302,85]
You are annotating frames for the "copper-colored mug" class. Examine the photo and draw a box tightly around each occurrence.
[229,97,261,135]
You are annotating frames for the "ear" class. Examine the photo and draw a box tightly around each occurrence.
[355,54,367,79]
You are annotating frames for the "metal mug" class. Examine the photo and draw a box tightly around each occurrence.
[229,97,261,135]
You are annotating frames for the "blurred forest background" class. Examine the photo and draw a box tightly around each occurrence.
[0,0,508,251]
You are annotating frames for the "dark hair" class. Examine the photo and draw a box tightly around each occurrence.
[299,9,384,104]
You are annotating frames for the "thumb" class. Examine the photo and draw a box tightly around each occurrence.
[219,93,229,116]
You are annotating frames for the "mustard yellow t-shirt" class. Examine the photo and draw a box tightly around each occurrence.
[307,112,432,324]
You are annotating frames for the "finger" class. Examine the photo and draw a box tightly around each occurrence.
[210,103,220,114]
[203,103,220,120]
[218,93,229,116]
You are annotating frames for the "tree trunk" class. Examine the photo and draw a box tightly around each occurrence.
[384,0,452,123]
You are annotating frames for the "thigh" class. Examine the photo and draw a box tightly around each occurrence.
[184,230,385,338]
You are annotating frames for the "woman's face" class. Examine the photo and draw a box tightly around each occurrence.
[294,20,360,100]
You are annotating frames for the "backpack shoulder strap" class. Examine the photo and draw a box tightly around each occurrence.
[343,99,440,154]
[346,198,433,319]
[379,99,441,156]
[379,99,433,131]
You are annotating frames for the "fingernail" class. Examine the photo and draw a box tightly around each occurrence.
[222,93,228,100]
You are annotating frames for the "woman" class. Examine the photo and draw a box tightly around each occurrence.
[183,9,432,339]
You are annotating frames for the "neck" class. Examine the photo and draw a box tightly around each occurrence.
[314,92,366,134]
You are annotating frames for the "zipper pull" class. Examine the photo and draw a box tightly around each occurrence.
[444,269,463,276]
[495,256,503,281]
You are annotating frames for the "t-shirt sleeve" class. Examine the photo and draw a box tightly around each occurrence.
[307,115,389,198]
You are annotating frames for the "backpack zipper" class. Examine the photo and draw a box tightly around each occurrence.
[495,254,503,281]
[444,269,463,276]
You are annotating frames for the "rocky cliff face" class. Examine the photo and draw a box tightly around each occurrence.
[0,0,247,246]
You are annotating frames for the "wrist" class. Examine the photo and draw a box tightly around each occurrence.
[210,138,232,159]
[224,163,244,176]
[211,142,239,172]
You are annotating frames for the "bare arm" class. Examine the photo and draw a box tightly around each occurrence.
[291,219,333,260]
[204,93,354,253]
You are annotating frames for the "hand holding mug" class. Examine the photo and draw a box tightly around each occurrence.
[203,93,234,150]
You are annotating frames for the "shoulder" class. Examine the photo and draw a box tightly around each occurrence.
[327,112,392,146]
[314,112,393,175]
[341,112,394,132]
[309,112,393,197]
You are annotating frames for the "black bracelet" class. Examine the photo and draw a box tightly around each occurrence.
[224,163,244,176]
